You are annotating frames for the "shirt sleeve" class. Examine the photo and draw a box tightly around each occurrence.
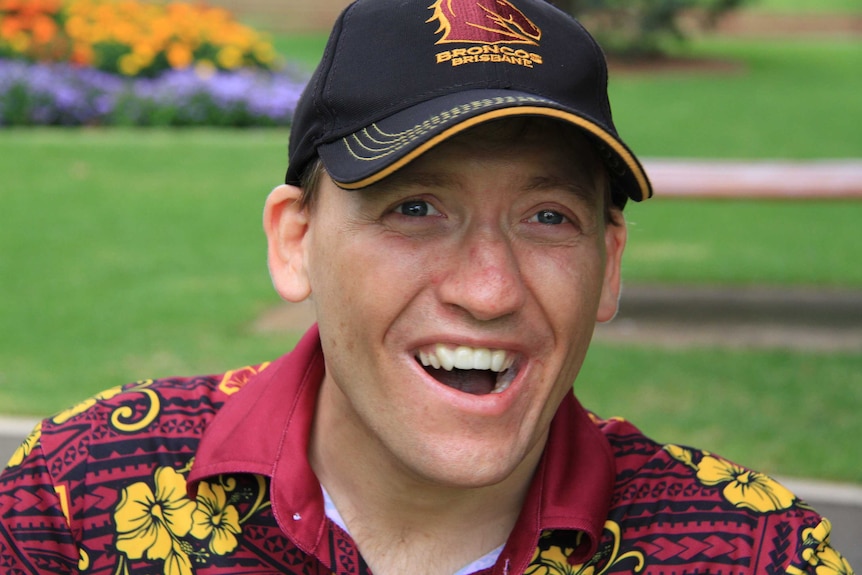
[0,422,81,574]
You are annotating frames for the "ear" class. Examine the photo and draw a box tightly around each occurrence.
[596,211,627,323]
[263,184,311,302]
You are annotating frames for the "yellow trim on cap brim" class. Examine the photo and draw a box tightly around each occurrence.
[332,106,651,201]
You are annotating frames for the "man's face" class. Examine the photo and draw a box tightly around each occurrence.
[297,120,625,489]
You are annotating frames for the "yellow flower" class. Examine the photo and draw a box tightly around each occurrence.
[190,481,241,555]
[118,53,141,76]
[525,545,589,575]
[664,444,696,469]
[9,30,29,52]
[216,45,243,69]
[792,519,854,575]
[816,545,853,575]
[114,467,196,562]
[812,546,854,575]
[801,519,833,564]
[696,455,795,512]
[52,0,277,76]
[163,541,193,575]
[64,15,87,39]
[6,422,41,468]
[253,41,275,64]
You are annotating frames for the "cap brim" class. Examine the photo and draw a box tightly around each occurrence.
[317,89,652,202]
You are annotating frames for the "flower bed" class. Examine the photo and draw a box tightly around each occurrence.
[0,57,306,126]
[0,0,307,126]
[1,0,278,76]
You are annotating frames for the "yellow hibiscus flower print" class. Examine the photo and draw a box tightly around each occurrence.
[526,544,590,575]
[526,523,644,575]
[787,519,854,575]
[664,444,696,469]
[810,546,855,575]
[163,541,194,575]
[6,422,41,468]
[696,455,795,513]
[114,467,196,564]
[190,481,242,555]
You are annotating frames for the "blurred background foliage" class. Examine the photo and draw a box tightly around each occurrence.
[548,0,749,58]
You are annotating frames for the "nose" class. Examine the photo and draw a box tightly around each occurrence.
[436,224,527,322]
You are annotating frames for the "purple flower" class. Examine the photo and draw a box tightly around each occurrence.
[0,59,125,125]
[0,58,307,127]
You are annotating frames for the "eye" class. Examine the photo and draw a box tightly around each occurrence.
[530,209,567,225]
[395,200,441,217]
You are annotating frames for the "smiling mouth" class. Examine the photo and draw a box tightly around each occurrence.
[416,344,517,396]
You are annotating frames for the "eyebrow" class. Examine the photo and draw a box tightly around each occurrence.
[365,171,601,208]
[366,170,460,195]
[522,175,601,207]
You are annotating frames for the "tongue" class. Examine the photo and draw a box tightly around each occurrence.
[426,367,496,395]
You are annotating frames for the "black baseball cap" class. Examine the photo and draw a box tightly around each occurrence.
[285,0,653,206]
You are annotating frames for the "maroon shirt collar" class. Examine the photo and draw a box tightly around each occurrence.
[189,325,614,565]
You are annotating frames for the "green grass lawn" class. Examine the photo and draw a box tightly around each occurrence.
[0,129,297,415]
[624,198,862,286]
[609,38,862,159]
[578,344,862,483]
[2,33,861,482]
[752,0,860,13]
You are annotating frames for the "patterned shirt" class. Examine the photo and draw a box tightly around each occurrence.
[0,326,854,575]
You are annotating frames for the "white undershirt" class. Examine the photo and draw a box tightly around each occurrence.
[321,486,505,575]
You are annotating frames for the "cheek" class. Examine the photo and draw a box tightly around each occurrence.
[309,232,434,325]
[524,243,606,307]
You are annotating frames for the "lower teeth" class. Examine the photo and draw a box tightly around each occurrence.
[491,369,513,394]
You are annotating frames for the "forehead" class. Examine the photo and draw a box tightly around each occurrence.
[375,117,606,193]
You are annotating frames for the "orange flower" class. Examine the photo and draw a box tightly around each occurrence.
[29,13,57,43]
[166,42,192,69]
[0,17,23,40]
[70,41,93,65]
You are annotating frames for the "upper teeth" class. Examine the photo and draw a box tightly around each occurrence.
[418,344,514,372]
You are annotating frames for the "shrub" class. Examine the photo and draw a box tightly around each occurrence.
[548,0,748,59]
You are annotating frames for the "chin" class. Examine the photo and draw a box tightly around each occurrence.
[405,443,530,489]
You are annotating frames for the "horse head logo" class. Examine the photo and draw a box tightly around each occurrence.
[427,0,541,45]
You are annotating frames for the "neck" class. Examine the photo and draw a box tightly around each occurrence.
[309,376,543,575]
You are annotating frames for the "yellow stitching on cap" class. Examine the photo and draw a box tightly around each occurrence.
[341,96,549,162]
[334,106,650,201]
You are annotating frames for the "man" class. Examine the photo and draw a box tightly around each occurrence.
[0,0,853,574]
